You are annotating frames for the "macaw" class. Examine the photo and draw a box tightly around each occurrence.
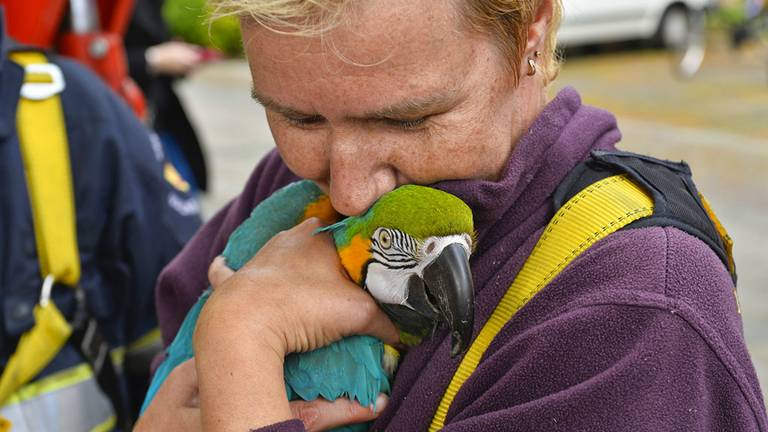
[141,180,475,431]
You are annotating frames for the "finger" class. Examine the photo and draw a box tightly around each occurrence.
[294,217,326,235]
[208,256,234,288]
[290,395,388,432]
[163,359,199,408]
[136,359,202,431]
[355,300,401,346]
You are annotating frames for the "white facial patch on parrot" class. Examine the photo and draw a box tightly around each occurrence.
[365,229,472,307]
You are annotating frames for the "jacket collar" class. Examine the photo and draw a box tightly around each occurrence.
[434,86,623,290]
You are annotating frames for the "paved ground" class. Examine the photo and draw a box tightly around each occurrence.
[176,37,768,395]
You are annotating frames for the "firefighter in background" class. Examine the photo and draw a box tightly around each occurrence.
[126,0,212,193]
[0,2,201,430]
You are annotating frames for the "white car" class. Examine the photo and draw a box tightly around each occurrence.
[558,0,714,48]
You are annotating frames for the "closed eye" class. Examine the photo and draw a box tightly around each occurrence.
[283,114,326,127]
[281,112,427,131]
[383,117,427,130]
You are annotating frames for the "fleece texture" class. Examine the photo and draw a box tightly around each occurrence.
[155,87,767,431]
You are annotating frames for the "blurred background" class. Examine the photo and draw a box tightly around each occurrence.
[167,0,768,397]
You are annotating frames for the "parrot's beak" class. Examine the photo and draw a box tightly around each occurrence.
[420,243,474,357]
[377,241,475,357]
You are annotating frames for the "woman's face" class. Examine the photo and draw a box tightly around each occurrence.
[242,0,547,216]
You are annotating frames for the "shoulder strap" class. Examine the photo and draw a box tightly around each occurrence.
[2,51,133,430]
[11,50,80,285]
[557,150,736,284]
[0,51,76,406]
[429,174,654,431]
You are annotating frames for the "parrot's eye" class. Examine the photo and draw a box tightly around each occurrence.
[378,230,392,249]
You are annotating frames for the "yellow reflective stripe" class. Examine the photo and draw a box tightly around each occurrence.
[698,194,735,275]
[129,327,161,353]
[111,347,126,368]
[90,415,116,432]
[3,363,91,406]
[110,328,162,368]
[104,328,163,370]
[430,174,654,431]
[10,51,79,286]
[0,303,73,406]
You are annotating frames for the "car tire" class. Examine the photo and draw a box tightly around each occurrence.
[657,4,707,78]
[656,5,690,49]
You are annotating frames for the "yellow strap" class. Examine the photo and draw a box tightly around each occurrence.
[0,51,78,407]
[698,194,735,276]
[10,51,80,286]
[429,174,654,431]
[0,303,72,405]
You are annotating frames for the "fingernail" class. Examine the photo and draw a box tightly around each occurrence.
[373,394,389,413]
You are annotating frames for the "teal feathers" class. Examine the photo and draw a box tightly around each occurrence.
[284,335,390,405]
[141,180,389,421]
[223,180,328,270]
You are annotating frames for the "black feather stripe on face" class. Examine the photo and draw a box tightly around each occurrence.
[370,228,419,270]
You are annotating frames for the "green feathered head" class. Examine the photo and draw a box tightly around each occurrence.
[330,185,474,248]
[319,185,476,357]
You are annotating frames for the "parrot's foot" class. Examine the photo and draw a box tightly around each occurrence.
[382,344,400,377]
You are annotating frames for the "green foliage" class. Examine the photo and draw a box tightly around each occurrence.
[162,0,243,56]
[708,5,748,29]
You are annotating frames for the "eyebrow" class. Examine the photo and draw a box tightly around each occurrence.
[250,88,309,118]
[250,85,461,121]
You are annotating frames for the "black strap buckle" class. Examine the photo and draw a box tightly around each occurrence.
[76,318,110,375]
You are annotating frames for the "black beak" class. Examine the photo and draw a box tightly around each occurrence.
[420,243,474,357]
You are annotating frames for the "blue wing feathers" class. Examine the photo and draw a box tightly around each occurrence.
[284,336,389,407]
[224,180,325,270]
[142,179,391,423]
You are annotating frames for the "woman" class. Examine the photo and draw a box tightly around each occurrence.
[137,1,767,431]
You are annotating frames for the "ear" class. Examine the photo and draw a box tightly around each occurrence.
[524,0,555,56]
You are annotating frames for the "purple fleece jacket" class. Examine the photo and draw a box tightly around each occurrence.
[156,87,767,431]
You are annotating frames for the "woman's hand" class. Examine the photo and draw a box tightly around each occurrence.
[193,218,398,431]
[200,217,399,357]
[134,359,201,431]
[135,359,389,432]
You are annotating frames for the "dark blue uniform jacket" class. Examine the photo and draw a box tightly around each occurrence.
[0,29,201,383]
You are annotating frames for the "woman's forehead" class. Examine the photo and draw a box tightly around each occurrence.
[241,1,473,68]
[241,1,500,113]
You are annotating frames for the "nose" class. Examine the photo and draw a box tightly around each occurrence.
[327,130,396,216]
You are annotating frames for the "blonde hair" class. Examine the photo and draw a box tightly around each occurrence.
[211,0,562,84]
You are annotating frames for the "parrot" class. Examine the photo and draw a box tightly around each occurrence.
[141,180,475,431]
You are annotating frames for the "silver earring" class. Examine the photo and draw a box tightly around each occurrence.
[527,58,537,76]
[526,51,541,77]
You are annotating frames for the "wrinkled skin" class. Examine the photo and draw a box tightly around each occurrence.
[245,0,551,216]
